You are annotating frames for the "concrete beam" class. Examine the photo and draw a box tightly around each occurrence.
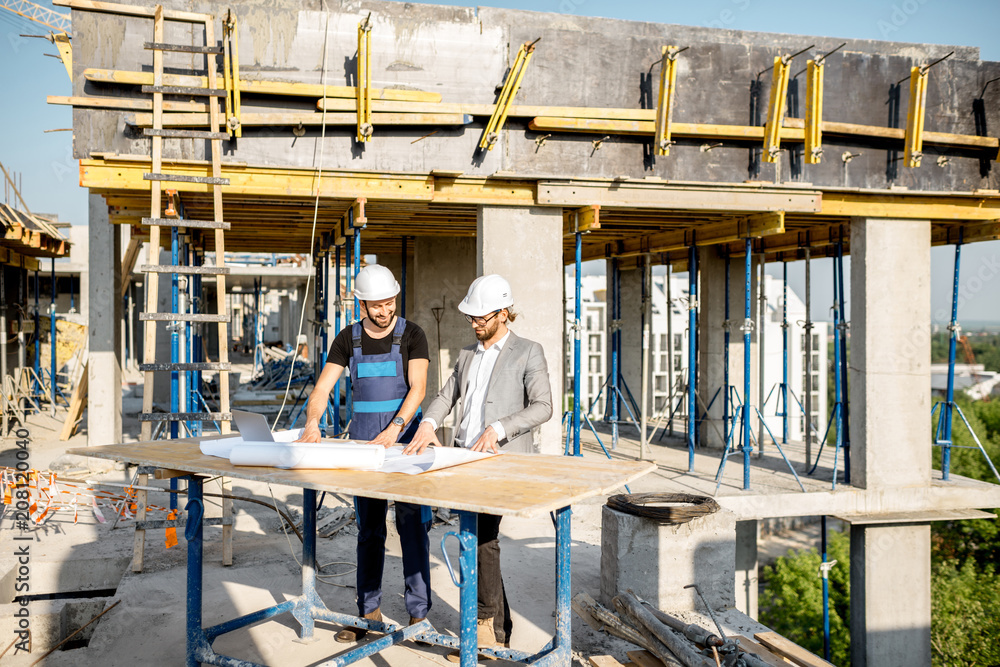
[87,193,122,446]
[478,205,563,455]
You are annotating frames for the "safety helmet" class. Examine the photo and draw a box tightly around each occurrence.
[458,274,514,317]
[354,265,400,301]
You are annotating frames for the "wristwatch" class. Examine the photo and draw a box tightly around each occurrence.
[391,416,406,427]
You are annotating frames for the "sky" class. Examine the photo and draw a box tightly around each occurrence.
[1,0,999,324]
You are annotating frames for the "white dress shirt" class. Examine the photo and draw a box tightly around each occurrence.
[423,331,509,448]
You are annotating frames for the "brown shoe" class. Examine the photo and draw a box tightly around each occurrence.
[446,618,499,662]
[409,616,429,646]
[335,608,382,643]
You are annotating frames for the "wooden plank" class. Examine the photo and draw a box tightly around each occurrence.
[48,95,209,113]
[139,312,229,322]
[589,657,626,667]
[119,235,143,295]
[140,265,231,275]
[142,217,230,229]
[143,128,229,140]
[144,41,223,54]
[141,85,227,97]
[68,441,658,519]
[139,412,232,422]
[139,362,231,372]
[754,632,835,667]
[128,111,472,128]
[784,117,999,151]
[143,173,230,185]
[83,68,442,103]
[58,360,88,441]
[735,636,793,667]
[626,651,666,667]
[54,0,211,22]
[153,468,190,479]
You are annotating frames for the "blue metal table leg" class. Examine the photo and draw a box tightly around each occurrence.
[457,511,478,667]
[553,506,572,657]
[293,488,319,639]
[186,475,209,667]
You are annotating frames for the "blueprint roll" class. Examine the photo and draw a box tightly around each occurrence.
[229,443,386,470]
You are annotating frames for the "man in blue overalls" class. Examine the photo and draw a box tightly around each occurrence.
[299,264,432,641]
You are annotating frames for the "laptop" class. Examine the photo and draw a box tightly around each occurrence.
[232,411,275,442]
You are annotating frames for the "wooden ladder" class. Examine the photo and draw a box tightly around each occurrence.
[134,6,233,572]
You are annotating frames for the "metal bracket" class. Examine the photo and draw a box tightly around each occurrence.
[480,38,539,150]
[440,531,466,588]
[904,66,928,168]
[763,46,812,162]
[804,58,824,164]
[356,14,373,142]
[653,45,687,157]
[740,318,755,333]
[818,558,838,579]
[222,10,242,138]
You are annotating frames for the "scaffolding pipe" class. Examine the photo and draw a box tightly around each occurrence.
[50,258,56,416]
[572,221,582,457]
[609,257,620,450]
[170,227,180,439]
[836,232,851,482]
[639,254,651,460]
[724,253,731,440]
[665,263,674,436]
[830,252,844,488]
[940,237,961,479]
[352,221,362,323]
[400,237,407,318]
[782,261,789,444]
[687,244,697,471]
[757,254,766,455]
[344,235,353,423]
[333,245,342,435]
[742,237,752,489]
[821,515,832,661]
[804,247,813,467]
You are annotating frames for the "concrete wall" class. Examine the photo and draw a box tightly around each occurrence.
[70,0,1000,192]
[411,236,476,411]
[478,205,563,455]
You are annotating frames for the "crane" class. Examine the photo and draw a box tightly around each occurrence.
[0,0,72,80]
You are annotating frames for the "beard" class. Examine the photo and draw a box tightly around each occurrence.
[370,311,393,328]
[474,316,500,342]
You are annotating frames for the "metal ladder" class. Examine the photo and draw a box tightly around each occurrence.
[134,6,233,571]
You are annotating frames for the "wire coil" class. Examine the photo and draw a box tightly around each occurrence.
[606,492,720,525]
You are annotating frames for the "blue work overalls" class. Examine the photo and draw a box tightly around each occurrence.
[348,317,432,619]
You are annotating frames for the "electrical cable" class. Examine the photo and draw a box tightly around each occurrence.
[271,5,333,431]
[606,492,719,525]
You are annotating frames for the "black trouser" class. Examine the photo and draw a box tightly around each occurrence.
[477,513,512,645]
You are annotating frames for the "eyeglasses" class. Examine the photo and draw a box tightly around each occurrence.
[465,310,501,326]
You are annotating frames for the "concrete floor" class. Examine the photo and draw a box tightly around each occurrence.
[0,397,843,666]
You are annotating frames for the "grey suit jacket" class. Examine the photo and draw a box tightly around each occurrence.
[422,330,553,453]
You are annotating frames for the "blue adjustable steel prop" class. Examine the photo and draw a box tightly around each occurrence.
[183,478,575,666]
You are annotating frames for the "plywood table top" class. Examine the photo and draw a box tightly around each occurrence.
[69,439,656,518]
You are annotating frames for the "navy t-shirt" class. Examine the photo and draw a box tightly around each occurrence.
[327,319,429,384]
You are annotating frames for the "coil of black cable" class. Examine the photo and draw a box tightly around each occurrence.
[606,492,720,525]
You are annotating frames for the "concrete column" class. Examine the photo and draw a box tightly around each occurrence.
[850,523,931,666]
[602,506,737,612]
[412,236,476,407]
[698,248,758,449]
[87,193,122,445]
[849,218,931,488]
[734,519,759,619]
[478,205,563,455]
[615,259,652,421]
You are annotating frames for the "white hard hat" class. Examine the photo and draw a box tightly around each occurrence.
[354,265,400,301]
[458,274,514,317]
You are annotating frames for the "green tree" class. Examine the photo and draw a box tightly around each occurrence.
[930,559,1000,666]
[759,530,851,667]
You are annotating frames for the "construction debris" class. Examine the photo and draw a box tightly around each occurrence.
[251,344,312,390]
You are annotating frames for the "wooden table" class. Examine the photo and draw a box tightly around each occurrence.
[70,438,654,667]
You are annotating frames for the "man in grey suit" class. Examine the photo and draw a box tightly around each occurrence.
[403,274,553,656]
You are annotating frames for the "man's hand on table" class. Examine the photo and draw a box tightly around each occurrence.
[368,423,403,448]
[470,426,500,454]
[297,423,322,443]
[402,422,440,456]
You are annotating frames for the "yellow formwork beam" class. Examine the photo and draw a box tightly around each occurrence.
[763,55,791,162]
[904,65,929,168]
[653,46,683,157]
[357,15,373,142]
[563,205,600,235]
[480,39,538,150]
[804,59,824,164]
[605,211,785,259]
